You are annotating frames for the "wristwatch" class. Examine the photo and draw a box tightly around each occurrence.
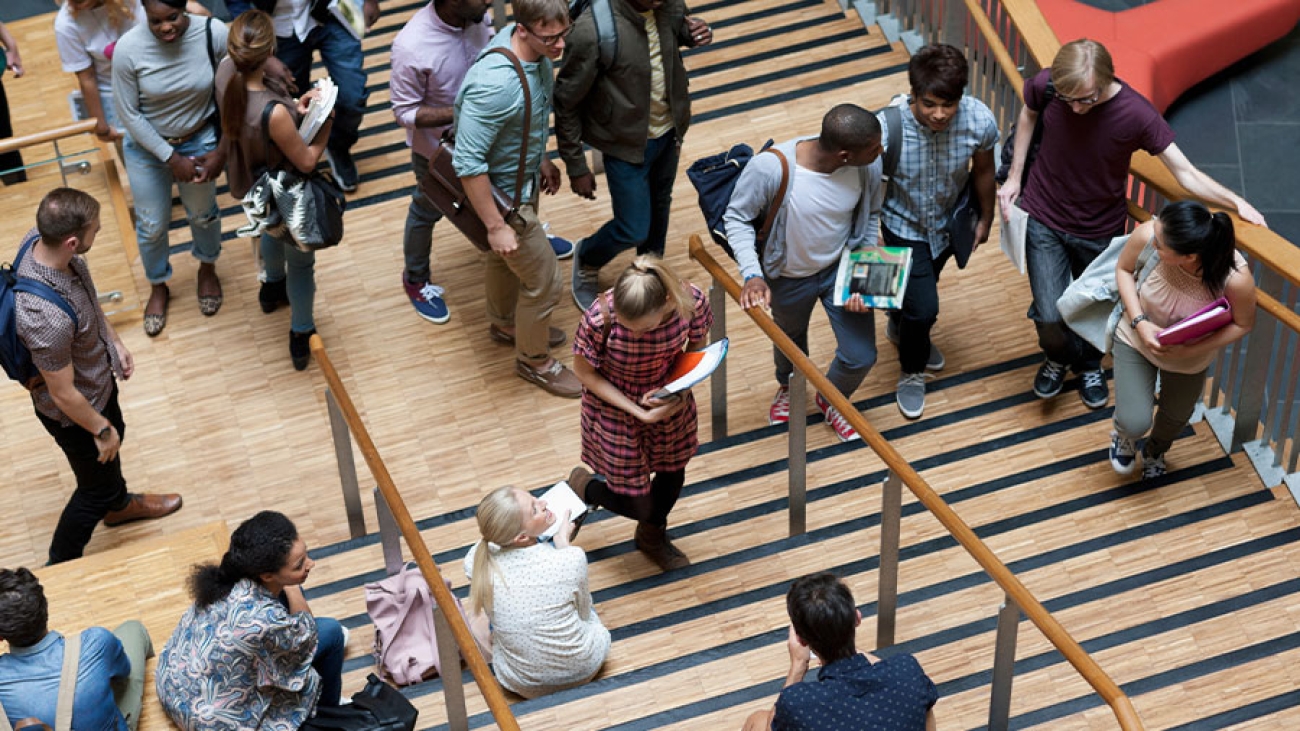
[96,425,112,440]
[1131,314,1150,328]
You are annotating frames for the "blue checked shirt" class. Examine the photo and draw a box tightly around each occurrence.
[877,95,999,258]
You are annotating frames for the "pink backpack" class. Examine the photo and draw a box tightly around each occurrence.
[365,563,464,686]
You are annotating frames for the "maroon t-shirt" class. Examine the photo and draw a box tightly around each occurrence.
[1019,69,1176,239]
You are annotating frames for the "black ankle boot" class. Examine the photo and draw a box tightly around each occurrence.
[259,279,289,313]
[290,329,315,371]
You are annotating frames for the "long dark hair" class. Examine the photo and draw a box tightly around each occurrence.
[221,10,277,142]
[1158,199,1238,293]
[190,511,298,609]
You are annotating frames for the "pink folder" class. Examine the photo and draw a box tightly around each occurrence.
[1157,297,1232,346]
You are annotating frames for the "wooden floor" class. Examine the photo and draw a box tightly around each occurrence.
[4,1,1300,729]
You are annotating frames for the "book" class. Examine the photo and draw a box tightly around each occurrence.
[298,77,338,143]
[650,338,729,399]
[1000,203,1028,275]
[832,246,913,309]
[1157,297,1232,346]
[538,480,588,540]
[329,0,367,40]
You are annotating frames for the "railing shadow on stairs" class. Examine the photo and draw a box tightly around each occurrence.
[690,236,1144,730]
[309,334,521,731]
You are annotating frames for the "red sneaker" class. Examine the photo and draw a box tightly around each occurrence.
[816,393,860,443]
[769,385,791,425]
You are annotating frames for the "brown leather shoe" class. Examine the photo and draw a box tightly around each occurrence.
[103,493,183,527]
[634,522,690,572]
[567,466,594,503]
[515,359,581,399]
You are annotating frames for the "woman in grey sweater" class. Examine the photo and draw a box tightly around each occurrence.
[112,0,227,336]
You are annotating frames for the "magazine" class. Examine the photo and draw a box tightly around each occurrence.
[650,338,729,399]
[538,480,589,540]
[831,246,913,309]
[298,77,338,143]
[329,0,367,40]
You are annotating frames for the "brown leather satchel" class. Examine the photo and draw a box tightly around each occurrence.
[422,47,532,252]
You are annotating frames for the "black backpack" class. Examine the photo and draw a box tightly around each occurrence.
[996,79,1056,186]
[1,232,78,387]
[569,0,618,68]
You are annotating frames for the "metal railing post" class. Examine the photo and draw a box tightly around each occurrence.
[709,280,729,440]
[988,595,1022,731]
[1231,270,1283,451]
[941,0,967,48]
[876,469,903,649]
[326,389,367,538]
[433,607,470,731]
[373,488,405,577]
[788,371,807,536]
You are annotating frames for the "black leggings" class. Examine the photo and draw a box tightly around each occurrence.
[587,469,686,525]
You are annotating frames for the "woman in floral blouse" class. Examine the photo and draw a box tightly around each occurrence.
[155,511,346,730]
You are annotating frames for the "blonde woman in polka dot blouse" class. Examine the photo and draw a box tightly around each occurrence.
[464,485,611,698]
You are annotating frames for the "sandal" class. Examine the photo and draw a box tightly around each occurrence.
[143,285,170,337]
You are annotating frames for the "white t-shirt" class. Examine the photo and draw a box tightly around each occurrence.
[782,163,864,278]
[273,0,319,42]
[54,1,147,92]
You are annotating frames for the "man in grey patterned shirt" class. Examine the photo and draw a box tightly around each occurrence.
[877,44,998,419]
[15,188,181,565]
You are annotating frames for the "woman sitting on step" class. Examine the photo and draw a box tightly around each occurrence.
[464,485,611,699]
[155,511,346,731]
[570,256,714,571]
[1108,200,1255,480]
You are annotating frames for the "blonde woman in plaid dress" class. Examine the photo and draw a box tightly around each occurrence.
[571,257,713,571]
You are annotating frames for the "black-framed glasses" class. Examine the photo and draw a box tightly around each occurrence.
[1058,88,1102,106]
[523,23,573,45]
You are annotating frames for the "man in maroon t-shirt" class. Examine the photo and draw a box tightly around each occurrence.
[997,39,1264,409]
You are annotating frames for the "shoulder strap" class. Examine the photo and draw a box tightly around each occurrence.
[756,148,789,244]
[592,0,618,68]
[0,696,10,731]
[485,47,531,210]
[597,292,613,350]
[881,105,902,179]
[205,18,217,74]
[258,100,291,172]
[54,632,81,731]
[11,236,79,329]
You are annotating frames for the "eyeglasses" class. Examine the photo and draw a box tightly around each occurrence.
[524,23,573,46]
[1058,88,1102,106]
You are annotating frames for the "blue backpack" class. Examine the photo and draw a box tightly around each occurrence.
[686,140,789,260]
[1,232,78,386]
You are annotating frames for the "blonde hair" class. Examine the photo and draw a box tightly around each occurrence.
[62,0,137,32]
[1050,39,1115,97]
[468,486,526,615]
[612,256,693,323]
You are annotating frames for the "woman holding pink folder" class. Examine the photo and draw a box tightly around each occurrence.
[1109,200,1255,479]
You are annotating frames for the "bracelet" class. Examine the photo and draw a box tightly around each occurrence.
[744,274,763,282]
[1131,314,1149,328]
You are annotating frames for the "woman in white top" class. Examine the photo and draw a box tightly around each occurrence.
[464,485,611,698]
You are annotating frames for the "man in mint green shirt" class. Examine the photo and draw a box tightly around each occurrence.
[453,0,580,399]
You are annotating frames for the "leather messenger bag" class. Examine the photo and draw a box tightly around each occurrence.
[422,47,532,252]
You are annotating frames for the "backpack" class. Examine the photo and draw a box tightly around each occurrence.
[569,0,618,68]
[996,79,1056,186]
[365,563,468,686]
[0,232,78,388]
[686,141,789,263]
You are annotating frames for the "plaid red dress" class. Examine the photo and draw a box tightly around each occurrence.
[573,285,713,496]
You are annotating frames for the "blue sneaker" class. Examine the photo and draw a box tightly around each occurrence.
[403,277,450,324]
[1109,430,1137,475]
[543,223,575,260]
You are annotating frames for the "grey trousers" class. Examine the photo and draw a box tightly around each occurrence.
[1111,339,1208,458]
[112,620,153,731]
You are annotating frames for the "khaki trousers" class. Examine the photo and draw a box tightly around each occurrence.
[484,203,562,362]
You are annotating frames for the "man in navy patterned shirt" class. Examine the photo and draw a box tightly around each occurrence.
[743,573,938,731]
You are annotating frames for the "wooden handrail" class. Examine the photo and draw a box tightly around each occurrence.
[689,235,1144,730]
[308,335,520,731]
[0,119,98,156]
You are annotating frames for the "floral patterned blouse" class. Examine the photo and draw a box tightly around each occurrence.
[155,579,321,731]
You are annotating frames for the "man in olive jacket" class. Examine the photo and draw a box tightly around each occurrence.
[554,0,712,310]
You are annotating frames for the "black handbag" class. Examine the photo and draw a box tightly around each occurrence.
[243,102,346,251]
[300,674,419,731]
[945,177,980,269]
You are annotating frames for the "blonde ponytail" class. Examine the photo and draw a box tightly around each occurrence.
[613,256,693,322]
[467,486,527,615]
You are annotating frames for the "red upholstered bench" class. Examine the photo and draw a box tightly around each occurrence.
[1034,0,1300,112]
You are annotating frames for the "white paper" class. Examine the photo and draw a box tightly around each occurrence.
[538,480,588,540]
[298,78,338,143]
[1000,204,1028,275]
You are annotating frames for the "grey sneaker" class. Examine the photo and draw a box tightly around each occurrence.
[572,262,601,311]
[896,372,929,419]
[1109,430,1137,475]
[885,313,944,371]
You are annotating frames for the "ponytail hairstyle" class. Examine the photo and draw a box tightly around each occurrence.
[222,10,277,142]
[468,487,527,616]
[1157,199,1238,294]
[190,511,299,609]
[612,256,693,324]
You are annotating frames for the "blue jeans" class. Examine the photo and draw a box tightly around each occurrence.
[122,125,223,283]
[883,226,952,375]
[403,151,444,284]
[275,19,368,154]
[262,234,316,333]
[769,263,878,396]
[578,131,680,268]
[313,616,346,707]
[1025,215,1120,371]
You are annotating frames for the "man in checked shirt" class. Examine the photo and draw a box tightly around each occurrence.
[15,188,181,565]
[876,44,998,420]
